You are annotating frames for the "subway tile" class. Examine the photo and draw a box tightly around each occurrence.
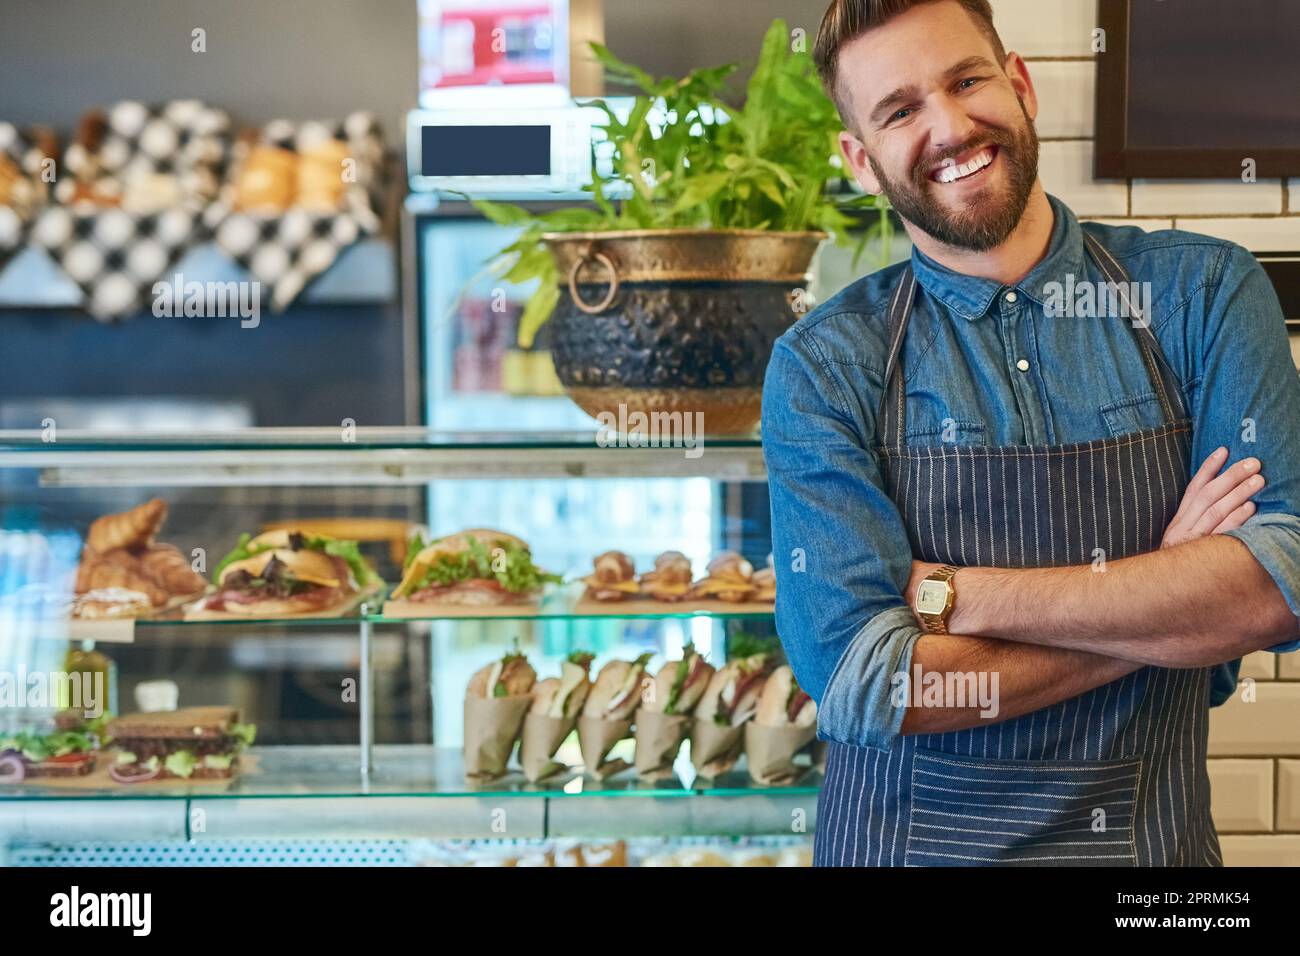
[1171,217,1300,252]
[1133,180,1284,217]
[1240,652,1278,681]
[1219,835,1300,866]
[1281,653,1300,679]
[992,0,1098,58]
[1280,761,1300,831]
[1209,683,1300,756]
[1040,140,1127,217]
[1029,60,1095,139]
[1209,759,1274,832]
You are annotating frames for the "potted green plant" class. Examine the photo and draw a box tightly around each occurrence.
[475,19,889,434]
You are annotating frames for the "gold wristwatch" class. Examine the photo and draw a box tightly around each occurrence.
[914,564,960,634]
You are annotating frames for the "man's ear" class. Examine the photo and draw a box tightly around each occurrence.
[1002,51,1038,121]
[839,129,882,195]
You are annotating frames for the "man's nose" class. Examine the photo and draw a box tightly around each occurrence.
[926,93,978,154]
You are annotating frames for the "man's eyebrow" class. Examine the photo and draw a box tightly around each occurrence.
[867,55,999,127]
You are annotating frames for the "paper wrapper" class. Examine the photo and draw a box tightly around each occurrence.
[744,723,817,785]
[690,719,745,779]
[812,739,828,773]
[463,695,531,780]
[633,709,689,781]
[577,715,633,779]
[519,712,575,782]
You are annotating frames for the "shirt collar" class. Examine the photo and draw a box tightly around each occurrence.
[908,193,1087,321]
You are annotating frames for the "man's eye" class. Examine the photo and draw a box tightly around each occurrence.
[891,108,913,122]
[958,77,982,90]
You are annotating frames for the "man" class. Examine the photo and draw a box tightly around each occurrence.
[763,0,1300,866]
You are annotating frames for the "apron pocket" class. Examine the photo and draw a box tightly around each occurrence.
[905,749,1140,867]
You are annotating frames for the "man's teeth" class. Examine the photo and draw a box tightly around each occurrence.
[935,149,994,184]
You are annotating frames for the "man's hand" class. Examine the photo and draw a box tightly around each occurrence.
[1161,446,1263,548]
[905,448,1265,616]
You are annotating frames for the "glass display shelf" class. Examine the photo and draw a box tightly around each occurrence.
[0,745,823,801]
[0,427,767,485]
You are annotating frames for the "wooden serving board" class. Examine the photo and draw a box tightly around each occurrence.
[381,599,547,619]
[570,596,774,616]
[182,588,376,622]
[0,754,258,792]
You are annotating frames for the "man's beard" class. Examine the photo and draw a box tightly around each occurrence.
[868,102,1040,252]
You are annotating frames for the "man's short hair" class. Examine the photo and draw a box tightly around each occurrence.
[814,0,1008,126]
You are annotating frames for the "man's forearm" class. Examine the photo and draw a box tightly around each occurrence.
[900,632,1140,735]
[948,535,1298,667]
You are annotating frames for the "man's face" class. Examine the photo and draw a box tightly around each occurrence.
[835,0,1041,252]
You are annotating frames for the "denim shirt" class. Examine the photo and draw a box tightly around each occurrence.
[762,193,1300,751]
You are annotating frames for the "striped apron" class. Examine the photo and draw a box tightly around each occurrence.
[815,234,1221,867]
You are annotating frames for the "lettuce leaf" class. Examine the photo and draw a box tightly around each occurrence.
[163,750,198,779]
[310,535,382,589]
[404,537,561,596]
[227,723,257,748]
[213,532,259,580]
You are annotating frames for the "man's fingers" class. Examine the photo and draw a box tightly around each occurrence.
[1170,447,1230,526]
[1196,457,1261,514]
[1211,499,1256,535]
[1191,471,1265,537]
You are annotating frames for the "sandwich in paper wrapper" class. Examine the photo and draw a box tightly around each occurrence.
[634,645,714,781]
[690,652,775,778]
[576,653,651,778]
[463,648,535,780]
[519,651,593,782]
[744,665,818,785]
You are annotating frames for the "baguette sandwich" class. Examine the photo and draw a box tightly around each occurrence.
[395,529,560,606]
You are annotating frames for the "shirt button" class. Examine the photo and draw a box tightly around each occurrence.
[1005,291,1018,304]
[1016,358,1030,372]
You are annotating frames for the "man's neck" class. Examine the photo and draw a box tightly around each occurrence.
[902,185,1055,286]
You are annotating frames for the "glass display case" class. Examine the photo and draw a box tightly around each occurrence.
[0,427,819,867]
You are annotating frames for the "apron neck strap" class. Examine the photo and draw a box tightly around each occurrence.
[875,235,1189,447]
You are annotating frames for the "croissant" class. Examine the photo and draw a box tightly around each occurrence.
[139,544,206,596]
[78,551,169,606]
[86,498,167,553]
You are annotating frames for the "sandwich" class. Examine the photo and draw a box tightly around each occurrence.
[688,552,755,603]
[581,551,639,602]
[582,654,653,722]
[466,648,537,699]
[751,554,776,602]
[0,713,106,781]
[695,653,777,727]
[192,529,381,617]
[638,551,694,602]
[745,665,817,785]
[521,651,595,781]
[464,646,537,779]
[106,706,256,782]
[394,529,560,606]
[642,644,715,717]
[529,652,595,720]
[755,665,817,728]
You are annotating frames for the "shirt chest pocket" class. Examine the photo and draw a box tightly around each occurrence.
[1099,391,1166,439]
[904,418,987,447]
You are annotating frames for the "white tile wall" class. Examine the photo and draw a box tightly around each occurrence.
[1173,217,1300,252]
[1132,179,1285,217]
[1209,684,1300,757]
[1209,760,1274,832]
[1028,60,1095,139]
[1280,761,1300,832]
[1220,836,1300,866]
[1040,140,1127,216]
[992,0,1098,58]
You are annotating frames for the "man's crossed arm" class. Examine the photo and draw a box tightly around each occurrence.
[900,448,1298,735]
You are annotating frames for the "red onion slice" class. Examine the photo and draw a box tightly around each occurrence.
[110,762,161,784]
[0,754,26,782]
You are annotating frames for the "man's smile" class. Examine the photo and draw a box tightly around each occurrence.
[930,144,999,184]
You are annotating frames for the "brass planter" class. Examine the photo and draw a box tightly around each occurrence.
[543,229,826,434]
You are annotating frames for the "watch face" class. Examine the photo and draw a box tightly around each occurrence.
[915,580,950,615]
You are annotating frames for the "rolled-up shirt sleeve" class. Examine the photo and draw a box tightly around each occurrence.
[1192,244,1300,654]
[762,328,923,750]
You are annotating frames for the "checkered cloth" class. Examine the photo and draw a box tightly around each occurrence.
[32,100,231,320]
[0,122,54,271]
[206,112,385,311]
